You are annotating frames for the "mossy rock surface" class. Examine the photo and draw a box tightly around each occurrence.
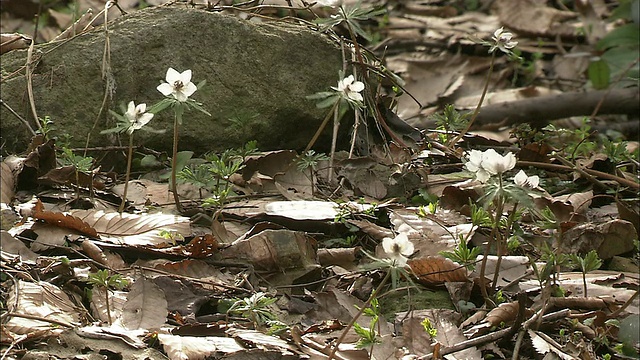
[0,5,343,154]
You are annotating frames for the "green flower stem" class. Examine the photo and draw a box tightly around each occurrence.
[171,107,183,213]
[479,177,505,308]
[491,198,518,293]
[118,133,135,214]
[329,103,340,183]
[447,51,496,148]
[328,269,391,360]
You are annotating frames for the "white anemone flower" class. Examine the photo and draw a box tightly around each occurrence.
[124,101,153,134]
[382,233,414,266]
[157,68,198,102]
[465,149,491,183]
[315,0,342,7]
[489,27,518,54]
[514,170,540,189]
[481,149,516,176]
[332,75,365,102]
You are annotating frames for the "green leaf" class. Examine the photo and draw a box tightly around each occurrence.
[588,59,610,89]
[148,98,175,113]
[596,24,640,51]
[315,95,340,109]
[582,250,602,272]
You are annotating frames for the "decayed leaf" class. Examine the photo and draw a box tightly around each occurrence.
[69,210,190,246]
[408,256,469,285]
[484,301,519,327]
[0,33,31,54]
[1,161,16,204]
[0,231,38,261]
[528,329,574,360]
[81,240,109,266]
[158,333,217,360]
[90,287,127,325]
[122,277,168,330]
[5,280,81,334]
[436,318,482,360]
[33,200,98,238]
[390,207,472,258]
[560,219,637,260]
[264,201,340,220]
[220,229,317,271]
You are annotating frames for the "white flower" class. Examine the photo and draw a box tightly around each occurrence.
[514,170,539,188]
[157,68,198,102]
[489,27,518,54]
[315,0,342,7]
[465,149,491,183]
[481,149,516,176]
[382,233,414,266]
[124,101,153,134]
[332,75,365,102]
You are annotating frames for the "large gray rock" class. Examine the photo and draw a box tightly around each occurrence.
[0,5,343,154]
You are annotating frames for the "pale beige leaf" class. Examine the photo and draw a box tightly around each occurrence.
[122,277,168,330]
[0,161,16,204]
[5,280,81,334]
[69,210,190,246]
[528,330,574,360]
[158,334,216,360]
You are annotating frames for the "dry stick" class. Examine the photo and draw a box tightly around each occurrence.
[3,312,75,328]
[517,161,639,190]
[609,290,639,318]
[0,99,36,136]
[446,52,496,148]
[84,1,114,156]
[328,270,391,360]
[25,41,43,134]
[305,100,340,151]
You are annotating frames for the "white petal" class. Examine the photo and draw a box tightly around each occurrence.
[382,237,395,254]
[514,170,528,186]
[138,113,153,127]
[528,175,540,188]
[503,152,517,172]
[165,67,181,83]
[392,255,408,267]
[493,27,503,38]
[174,91,188,102]
[182,82,198,98]
[157,83,173,96]
[136,103,147,113]
[343,75,354,85]
[350,81,365,92]
[127,101,135,114]
[180,69,193,84]
[349,92,363,102]
[400,240,414,256]
[476,169,490,183]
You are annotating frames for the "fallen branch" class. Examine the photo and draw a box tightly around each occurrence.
[472,87,639,127]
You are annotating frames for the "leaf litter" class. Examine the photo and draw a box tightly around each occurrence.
[1,0,639,359]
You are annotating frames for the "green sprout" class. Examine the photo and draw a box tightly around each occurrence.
[569,250,603,297]
[227,292,278,328]
[421,318,438,339]
[87,269,128,325]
